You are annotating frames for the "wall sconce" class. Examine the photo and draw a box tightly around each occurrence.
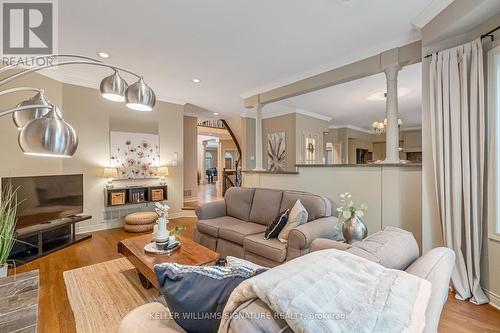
[103,167,119,188]
[157,166,169,185]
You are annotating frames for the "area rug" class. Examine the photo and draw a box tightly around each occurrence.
[63,257,165,333]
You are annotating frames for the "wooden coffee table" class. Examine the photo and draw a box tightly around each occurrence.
[118,234,220,289]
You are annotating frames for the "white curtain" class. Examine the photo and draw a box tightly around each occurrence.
[429,38,489,304]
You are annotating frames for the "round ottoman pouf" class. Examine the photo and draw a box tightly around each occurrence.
[124,223,154,233]
[125,212,157,225]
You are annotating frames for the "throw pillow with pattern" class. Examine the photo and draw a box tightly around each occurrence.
[154,263,266,333]
[264,209,289,239]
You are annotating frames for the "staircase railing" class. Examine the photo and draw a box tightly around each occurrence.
[220,119,242,192]
[222,169,236,196]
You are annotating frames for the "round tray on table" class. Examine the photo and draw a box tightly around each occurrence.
[144,241,181,255]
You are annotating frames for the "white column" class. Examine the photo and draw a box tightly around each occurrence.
[384,66,401,164]
[253,104,265,170]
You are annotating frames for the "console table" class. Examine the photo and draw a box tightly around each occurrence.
[11,215,92,265]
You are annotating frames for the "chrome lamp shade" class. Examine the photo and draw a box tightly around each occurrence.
[100,71,128,102]
[19,108,78,158]
[12,91,52,129]
[125,78,156,111]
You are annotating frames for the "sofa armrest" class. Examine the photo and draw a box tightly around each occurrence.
[195,200,226,220]
[287,216,340,261]
[310,238,351,252]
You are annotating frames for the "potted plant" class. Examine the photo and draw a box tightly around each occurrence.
[0,184,18,278]
[336,192,368,244]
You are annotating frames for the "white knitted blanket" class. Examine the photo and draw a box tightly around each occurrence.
[219,249,431,333]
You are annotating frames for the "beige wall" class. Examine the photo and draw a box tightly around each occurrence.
[183,116,198,199]
[243,166,422,248]
[262,113,296,171]
[295,113,329,164]
[219,139,237,169]
[241,117,255,170]
[0,73,64,177]
[421,2,500,303]
[62,83,184,231]
[0,73,185,233]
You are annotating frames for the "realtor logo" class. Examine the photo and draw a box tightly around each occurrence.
[1,1,54,55]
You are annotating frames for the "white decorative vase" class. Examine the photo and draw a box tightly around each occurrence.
[155,217,169,242]
[0,264,7,278]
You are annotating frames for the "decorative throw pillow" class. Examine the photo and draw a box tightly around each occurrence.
[278,199,308,243]
[154,263,264,333]
[264,209,289,239]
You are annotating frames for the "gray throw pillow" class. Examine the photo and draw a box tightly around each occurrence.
[154,263,265,333]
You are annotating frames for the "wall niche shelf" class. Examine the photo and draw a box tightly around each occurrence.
[104,185,167,207]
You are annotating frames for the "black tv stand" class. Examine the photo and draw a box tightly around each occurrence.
[10,215,92,266]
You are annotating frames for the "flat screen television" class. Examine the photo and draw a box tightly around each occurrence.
[1,174,83,229]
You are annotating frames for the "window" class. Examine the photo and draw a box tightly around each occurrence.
[205,152,212,170]
[488,45,500,241]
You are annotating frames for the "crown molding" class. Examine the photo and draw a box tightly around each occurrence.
[411,0,454,29]
[295,108,332,122]
[328,124,374,134]
[241,108,331,122]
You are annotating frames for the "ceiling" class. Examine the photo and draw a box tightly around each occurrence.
[48,0,435,117]
[279,62,422,130]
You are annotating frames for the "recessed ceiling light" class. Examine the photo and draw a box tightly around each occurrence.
[367,87,411,101]
[97,52,110,59]
[192,78,201,83]
[213,112,219,116]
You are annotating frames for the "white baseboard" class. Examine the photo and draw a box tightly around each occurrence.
[485,289,500,310]
[76,220,124,234]
[76,211,196,234]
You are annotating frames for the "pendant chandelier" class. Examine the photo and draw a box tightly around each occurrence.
[372,118,403,134]
[0,54,156,158]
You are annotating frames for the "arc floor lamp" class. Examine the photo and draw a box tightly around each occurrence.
[0,54,156,158]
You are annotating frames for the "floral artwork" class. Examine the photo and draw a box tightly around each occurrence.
[267,132,286,171]
[110,131,160,179]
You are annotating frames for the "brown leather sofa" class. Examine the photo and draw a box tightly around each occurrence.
[194,187,338,267]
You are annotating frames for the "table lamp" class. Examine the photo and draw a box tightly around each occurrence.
[103,167,119,188]
[157,166,169,185]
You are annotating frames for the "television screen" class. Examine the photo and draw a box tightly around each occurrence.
[1,174,83,229]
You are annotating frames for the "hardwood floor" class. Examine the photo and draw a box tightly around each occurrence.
[8,216,500,333]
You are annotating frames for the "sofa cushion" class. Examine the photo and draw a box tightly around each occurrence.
[118,302,187,333]
[225,187,255,221]
[249,189,283,225]
[219,222,267,245]
[347,226,419,270]
[280,191,331,221]
[278,200,308,243]
[243,233,287,263]
[197,216,242,238]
